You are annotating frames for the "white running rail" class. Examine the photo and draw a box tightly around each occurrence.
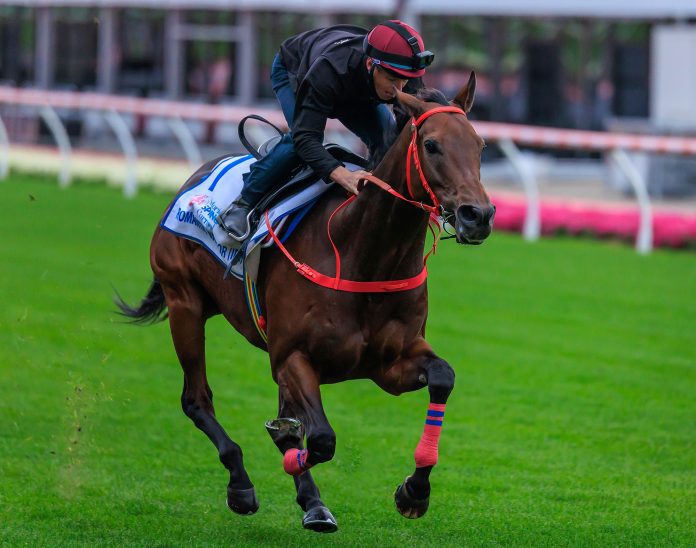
[2,86,696,253]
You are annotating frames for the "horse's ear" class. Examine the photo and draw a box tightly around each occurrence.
[395,89,426,119]
[452,71,476,113]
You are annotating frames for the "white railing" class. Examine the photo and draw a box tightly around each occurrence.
[2,86,696,253]
[474,122,696,254]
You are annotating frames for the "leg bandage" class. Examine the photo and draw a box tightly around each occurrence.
[414,403,446,468]
[283,448,312,476]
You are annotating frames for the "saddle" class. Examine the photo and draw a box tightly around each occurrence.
[237,115,367,234]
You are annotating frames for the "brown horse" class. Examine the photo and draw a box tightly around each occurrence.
[116,75,494,533]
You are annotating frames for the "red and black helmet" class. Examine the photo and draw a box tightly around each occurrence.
[363,20,434,78]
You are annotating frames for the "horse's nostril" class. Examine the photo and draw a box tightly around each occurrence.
[457,204,496,227]
[457,205,482,224]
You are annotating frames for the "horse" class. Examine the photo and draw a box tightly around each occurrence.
[116,74,495,533]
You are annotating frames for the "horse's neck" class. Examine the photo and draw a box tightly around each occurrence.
[335,127,430,279]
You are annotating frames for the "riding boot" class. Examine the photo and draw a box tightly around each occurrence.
[218,133,301,241]
[218,196,253,240]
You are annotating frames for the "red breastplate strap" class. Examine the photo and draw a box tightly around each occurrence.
[265,105,466,293]
[266,206,432,292]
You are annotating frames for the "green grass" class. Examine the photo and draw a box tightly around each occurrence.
[1,172,695,546]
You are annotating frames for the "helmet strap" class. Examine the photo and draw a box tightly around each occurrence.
[368,61,376,88]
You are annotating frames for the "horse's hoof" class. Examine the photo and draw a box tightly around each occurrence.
[302,505,338,533]
[265,418,304,449]
[226,486,259,515]
[394,477,429,519]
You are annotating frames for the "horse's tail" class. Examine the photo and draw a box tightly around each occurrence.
[113,279,168,324]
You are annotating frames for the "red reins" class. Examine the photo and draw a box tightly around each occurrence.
[266,105,466,293]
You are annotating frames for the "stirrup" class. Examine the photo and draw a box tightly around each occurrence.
[218,205,255,243]
[228,212,255,243]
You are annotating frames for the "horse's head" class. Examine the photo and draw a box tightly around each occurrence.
[395,74,494,245]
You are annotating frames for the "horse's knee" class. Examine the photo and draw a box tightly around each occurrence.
[426,360,455,403]
[306,427,336,464]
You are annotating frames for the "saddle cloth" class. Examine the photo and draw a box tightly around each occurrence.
[161,154,362,281]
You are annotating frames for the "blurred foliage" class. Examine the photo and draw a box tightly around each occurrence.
[0,8,34,48]
[120,10,164,61]
[615,22,651,42]
[256,12,317,98]
[421,16,649,77]
[501,20,526,73]
[0,7,654,113]
[184,10,236,25]
[334,13,385,29]
[562,22,611,82]
[52,7,98,23]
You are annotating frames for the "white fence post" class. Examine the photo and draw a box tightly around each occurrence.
[497,138,541,242]
[104,109,138,198]
[609,149,653,254]
[0,113,9,180]
[166,116,202,170]
[39,105,72,187]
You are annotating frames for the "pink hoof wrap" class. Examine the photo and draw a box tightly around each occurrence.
[414,403,446,468]
[283,448,312,476]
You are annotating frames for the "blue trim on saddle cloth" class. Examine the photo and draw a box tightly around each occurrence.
[160,155,254,238]
[279,198,318,243]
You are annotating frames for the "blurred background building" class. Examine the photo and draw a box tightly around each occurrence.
[2,0,696,195]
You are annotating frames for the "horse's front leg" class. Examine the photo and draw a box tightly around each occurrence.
[265,350,338,533]
[373,346,455,519]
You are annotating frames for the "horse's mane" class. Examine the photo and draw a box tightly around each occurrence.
[366,87,450,170]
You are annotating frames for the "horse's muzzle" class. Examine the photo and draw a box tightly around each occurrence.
[454,203,496,245]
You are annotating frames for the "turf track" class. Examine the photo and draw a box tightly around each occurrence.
[1,173,695,546]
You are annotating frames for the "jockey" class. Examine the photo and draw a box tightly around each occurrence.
[218,20,434,240]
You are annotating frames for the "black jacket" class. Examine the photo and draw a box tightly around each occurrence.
[279,25,382,179]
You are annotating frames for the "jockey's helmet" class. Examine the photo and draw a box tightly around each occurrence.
[363,20,434,78]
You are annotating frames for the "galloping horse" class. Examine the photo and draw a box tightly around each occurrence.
[116,75,494,532]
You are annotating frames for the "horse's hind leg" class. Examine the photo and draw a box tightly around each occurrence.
[265,351,338,533]
[164,282,259,515]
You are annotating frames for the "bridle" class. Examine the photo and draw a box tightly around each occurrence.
[266,105,467,293]
[405,105,466,211]
[405,106,466,236]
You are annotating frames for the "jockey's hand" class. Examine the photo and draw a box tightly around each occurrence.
[329,166,371,195]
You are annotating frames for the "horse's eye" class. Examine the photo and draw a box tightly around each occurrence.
[424,140,440,154]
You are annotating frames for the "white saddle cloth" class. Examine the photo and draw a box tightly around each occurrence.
[161,154,360,281]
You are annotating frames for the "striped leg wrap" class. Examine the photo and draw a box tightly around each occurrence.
[283,448,312,476]
[414,403,446,468]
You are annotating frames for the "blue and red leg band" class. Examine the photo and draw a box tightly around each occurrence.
[283,448,312,476]
[414,402,446,468]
